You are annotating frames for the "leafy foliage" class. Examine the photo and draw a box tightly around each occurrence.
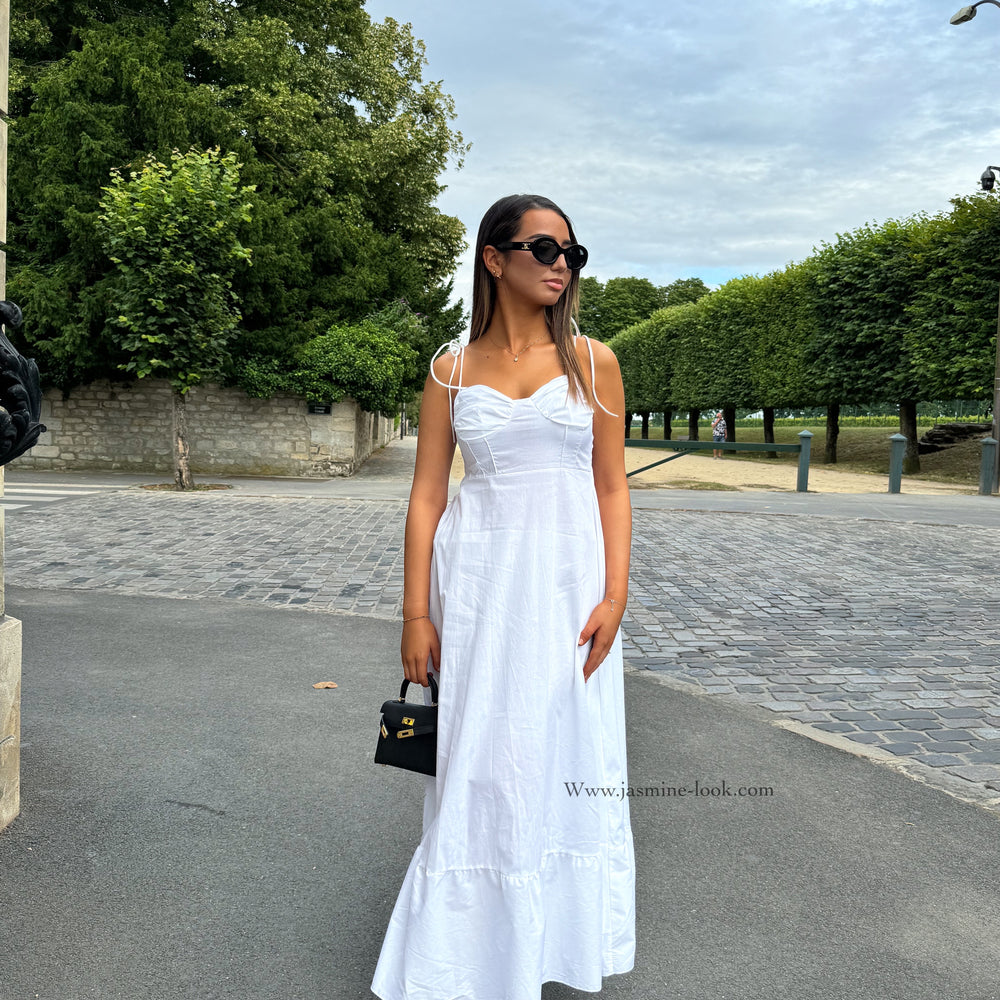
[605,198,996,424]
[96,147,253,394]
[577,276,668,341]
[805,217,929,405]
[8,0,467,391]
[903,193,1000,400]
[663,277,710,308]
[286,321,418,413]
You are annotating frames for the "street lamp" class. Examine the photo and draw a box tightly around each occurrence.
[951,1,1000,24]
[977,163,1000,493]
[952,5,1000,492]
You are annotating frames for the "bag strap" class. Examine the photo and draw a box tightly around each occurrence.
[397,675,439,704]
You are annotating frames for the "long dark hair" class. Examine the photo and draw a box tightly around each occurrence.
[469,194,595,408]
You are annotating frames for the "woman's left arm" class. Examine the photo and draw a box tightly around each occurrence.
[578,339,631,682]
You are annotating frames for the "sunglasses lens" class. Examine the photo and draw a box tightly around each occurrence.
[566,245,588,270]
[530,238,561,265]
[529,238,588,269]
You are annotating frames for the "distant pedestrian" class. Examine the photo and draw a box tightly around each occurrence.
[712,410,727,458]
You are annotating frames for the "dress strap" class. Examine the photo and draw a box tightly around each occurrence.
[578,333,619,418]
[428,338,465,439]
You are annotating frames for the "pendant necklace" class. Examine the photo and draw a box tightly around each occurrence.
[487,333,549,363]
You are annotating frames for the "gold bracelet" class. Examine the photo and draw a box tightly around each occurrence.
[403,614,430,623]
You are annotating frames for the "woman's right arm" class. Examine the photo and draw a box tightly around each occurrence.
[401,361,457,687]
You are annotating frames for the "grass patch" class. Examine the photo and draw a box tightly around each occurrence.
[663,479,740,491]
[691,425,984,486]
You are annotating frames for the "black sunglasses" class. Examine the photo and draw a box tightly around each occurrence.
[494,237,588,270]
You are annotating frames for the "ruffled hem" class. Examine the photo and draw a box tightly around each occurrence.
[371,845,635,1000]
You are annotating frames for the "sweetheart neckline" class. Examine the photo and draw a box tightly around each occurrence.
[454,374,568,402]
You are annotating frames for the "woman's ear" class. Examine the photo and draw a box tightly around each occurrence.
[482,245,503,280]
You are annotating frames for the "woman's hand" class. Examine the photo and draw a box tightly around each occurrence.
[578,599,625,682]
[401,618,441,687]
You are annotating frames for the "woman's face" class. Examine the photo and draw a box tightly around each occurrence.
[488,208,574,309]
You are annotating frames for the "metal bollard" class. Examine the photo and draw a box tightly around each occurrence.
[888,433,906,494]
[796,430,812,493]
[979,437,998,496]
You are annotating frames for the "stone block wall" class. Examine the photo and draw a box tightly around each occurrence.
[13,379,395,477]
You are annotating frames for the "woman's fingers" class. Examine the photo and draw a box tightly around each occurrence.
[580,601,625,681]
[582,627,613,681]
[401,620,440,686]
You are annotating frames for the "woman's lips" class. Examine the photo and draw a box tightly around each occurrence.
[544,280,564,291]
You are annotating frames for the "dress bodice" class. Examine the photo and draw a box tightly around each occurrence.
[453,375,595,478]
[428,334,617,480]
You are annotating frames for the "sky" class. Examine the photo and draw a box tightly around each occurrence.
[362,0,1000,312]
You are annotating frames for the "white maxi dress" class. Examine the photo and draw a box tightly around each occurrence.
[371,335,636,1000]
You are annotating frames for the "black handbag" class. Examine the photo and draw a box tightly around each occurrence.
[375,676,438,776]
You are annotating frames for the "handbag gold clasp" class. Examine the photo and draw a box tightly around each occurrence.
[380,722,388,739]
[397,728,414,739]
[402,716,415,726]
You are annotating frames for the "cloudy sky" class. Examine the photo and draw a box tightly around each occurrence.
[362,0,1000,310]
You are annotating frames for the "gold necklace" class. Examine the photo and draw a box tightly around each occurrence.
[487,333,550,363]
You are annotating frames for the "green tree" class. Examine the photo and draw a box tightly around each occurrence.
[9,1,466,390]
[600,277,668,341]
[747,263,820,451]
[663,277,710,308]
[286,321,417,413]
[576,275,605,340]
[662,300,708,438]
[609,310,677,438]
[97,147,253,488]
[807,217,930,468]
[671,277,754,419]
[904,192,1000,401]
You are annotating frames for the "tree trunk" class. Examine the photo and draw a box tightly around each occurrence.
[763,406,776,459]
[172,388,195,489]
[723,406,736,442]
[640,411,650,439]
[824,402,839,464]
[688,408,700,441]
[624,412,633,439]
[663,409,672,440]
[899,399,920,474]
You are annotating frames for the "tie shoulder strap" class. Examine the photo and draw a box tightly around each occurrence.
[574,329,619,418]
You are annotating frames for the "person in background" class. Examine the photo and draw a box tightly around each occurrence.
[712,410,727,459]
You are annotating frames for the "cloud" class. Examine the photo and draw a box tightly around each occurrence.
[366,0,1000,310]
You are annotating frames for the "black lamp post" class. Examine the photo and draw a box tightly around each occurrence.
[951,5,1000,492]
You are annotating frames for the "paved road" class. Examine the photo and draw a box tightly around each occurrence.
[1,588,998,999]
[0,478,126,513]
[4,440,1000,809]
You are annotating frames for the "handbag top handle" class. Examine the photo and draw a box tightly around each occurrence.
[397,675,438,705]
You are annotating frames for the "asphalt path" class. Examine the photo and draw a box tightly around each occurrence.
[1,587,998,1000]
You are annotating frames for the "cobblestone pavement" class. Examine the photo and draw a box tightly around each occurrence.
[6,484,1000,805]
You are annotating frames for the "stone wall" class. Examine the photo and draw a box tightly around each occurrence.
[13,379,395,478]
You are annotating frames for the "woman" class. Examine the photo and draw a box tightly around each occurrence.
[712,410,727,459]
[371,195,636,999]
